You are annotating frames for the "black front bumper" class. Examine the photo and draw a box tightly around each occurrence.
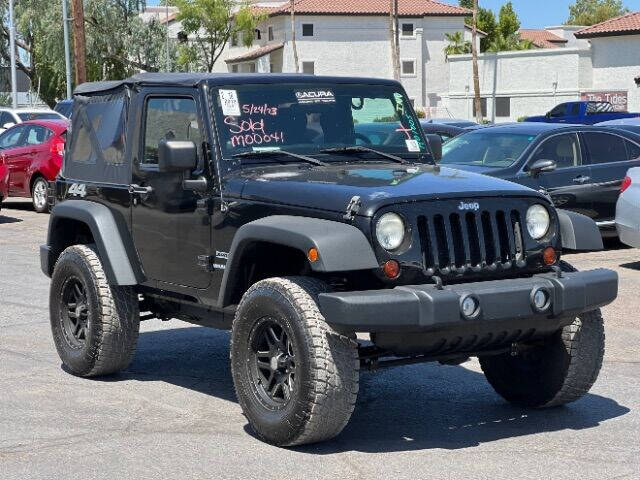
[318,269,617,333]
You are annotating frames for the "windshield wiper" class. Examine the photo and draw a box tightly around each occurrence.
[232,149,327,166]
[320,146,408,164]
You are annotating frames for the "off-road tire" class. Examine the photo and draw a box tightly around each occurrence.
[31,176,48,213]
[50,244,140,377]
[231,276,359,446]
[480,308,605,407]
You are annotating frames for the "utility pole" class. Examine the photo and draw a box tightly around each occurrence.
[471,0,482,123]
[70,0,87,85]
[389,0,400,80]
[8,0,17,108]
[290,0,299,73]
[62,0,72,98]
[165,4,170,71]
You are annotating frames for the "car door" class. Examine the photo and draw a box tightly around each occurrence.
[547,104,568,123]
[561,103,582,124]
[131,90,212,289]
[528,132,594,218]
[583,131,640,223]
[19,125,53,195]
[0,125,29,194]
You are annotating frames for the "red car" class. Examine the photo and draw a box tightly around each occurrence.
[0,162,8,212]
[0,119,69,213]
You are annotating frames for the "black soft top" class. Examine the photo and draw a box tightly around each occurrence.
[74,72,402,96]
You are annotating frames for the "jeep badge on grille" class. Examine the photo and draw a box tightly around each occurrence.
[458,201,480,211]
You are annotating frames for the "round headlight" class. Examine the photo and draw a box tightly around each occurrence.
[376,213,405,251]
[526,204,550,240]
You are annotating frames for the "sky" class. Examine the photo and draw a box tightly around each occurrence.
[478,0,640,29]
[146,0,640,29]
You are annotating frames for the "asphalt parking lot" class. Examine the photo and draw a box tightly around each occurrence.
[1,198,639,480]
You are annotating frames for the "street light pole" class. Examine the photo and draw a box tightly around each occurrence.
[8,0,18,108]
[165,4,170,71]
[62,0,72,99]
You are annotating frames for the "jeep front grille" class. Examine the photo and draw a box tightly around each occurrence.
[417,209,526,276]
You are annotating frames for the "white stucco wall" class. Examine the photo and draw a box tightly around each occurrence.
[447,48,594,121]
[589,35,640,112]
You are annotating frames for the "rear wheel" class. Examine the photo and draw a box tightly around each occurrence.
[31,176,48,213]
[50,244,140,377]
[231,277,359,446]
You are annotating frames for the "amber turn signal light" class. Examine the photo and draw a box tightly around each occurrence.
[383,260,400,279]
[307,248,319,263]
[543,247,557,266]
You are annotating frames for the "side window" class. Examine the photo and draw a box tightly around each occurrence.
[548,104,566,118]
[531,133,582,169]
[23,125,52,146]
[570,103,580,116]
[143,97,202,166]
[0,111,14,126]
[0,126,25,148]
[626,139,640,160]
[584,132,628,164]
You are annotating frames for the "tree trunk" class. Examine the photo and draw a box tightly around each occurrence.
[389,0,400,80]
[71,0,87,85]
[290,0,299,73]
[471,0,482,123]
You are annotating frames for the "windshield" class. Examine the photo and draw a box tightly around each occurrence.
[212,84,429,162]
[17,112,61,121]
[440,131,536,168]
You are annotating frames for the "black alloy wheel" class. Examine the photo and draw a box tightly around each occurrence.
[59,277,90,349]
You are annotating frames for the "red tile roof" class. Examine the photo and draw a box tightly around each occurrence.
[575,11,640,38]
[256,0,470,17]
[225,43,285,63]
[519,29,568,48]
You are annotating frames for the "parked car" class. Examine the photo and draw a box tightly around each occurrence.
[0,119,69,212]
[440,123,640,234]
[615,167,640,248]
[53,99,73,119]
[40,73,616,447]
[0,161,8,212]
[526,101,640,125]
[420,121,465,142]
[0,107,66,133]
[423,117,478,128]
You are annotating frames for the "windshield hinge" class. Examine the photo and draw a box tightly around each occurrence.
[343,196,362,221]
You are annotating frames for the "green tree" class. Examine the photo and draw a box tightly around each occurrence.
[567,0,629,25]
[171,0,265,72]
[444,31,472,57]
[459,0,498,51]
[497,1,519,39]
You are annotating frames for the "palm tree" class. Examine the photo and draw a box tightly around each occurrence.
[444,32,471,57]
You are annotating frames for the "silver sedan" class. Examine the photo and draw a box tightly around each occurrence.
[616,166,640,247]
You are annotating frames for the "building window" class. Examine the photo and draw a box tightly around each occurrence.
[231,64,239,73]
[231,34,238,47]
[249,63,256,73]
[268,26,274,41]
[255,29,261,40]
[302,61,315,74]
[302,24,314,37]
[496,97,511,117]
[401,60,415,76]
[401,23,414,37]
[269,63,274,73]
[472,98,488,118]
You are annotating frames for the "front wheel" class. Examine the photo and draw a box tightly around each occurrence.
[231,277,359,446]
[480,309,605,407]
[31,176,49,213]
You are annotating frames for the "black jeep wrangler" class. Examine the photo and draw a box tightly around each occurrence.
[41,73,618,446]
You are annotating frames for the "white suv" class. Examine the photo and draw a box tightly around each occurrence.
[0,108,65,133]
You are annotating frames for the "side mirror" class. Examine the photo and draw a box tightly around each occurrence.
[424,133,442,162]
[2,122,15,130]
[529,158,557,176]
[158,140,197,173]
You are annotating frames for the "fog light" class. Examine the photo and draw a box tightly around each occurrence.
[460,295,480,319]
[531,287,551,312]
[383,260,400,279]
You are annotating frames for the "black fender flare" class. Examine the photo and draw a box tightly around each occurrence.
[556,208,603,251]
[218,215,379,307]
[43,200,143,285]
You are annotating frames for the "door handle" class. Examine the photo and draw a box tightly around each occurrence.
[572,175,590,184]
[128,184,153,194]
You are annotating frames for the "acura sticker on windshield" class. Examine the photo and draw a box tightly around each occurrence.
[295,89,336,104]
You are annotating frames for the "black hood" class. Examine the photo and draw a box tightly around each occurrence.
[225,163,544,217]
